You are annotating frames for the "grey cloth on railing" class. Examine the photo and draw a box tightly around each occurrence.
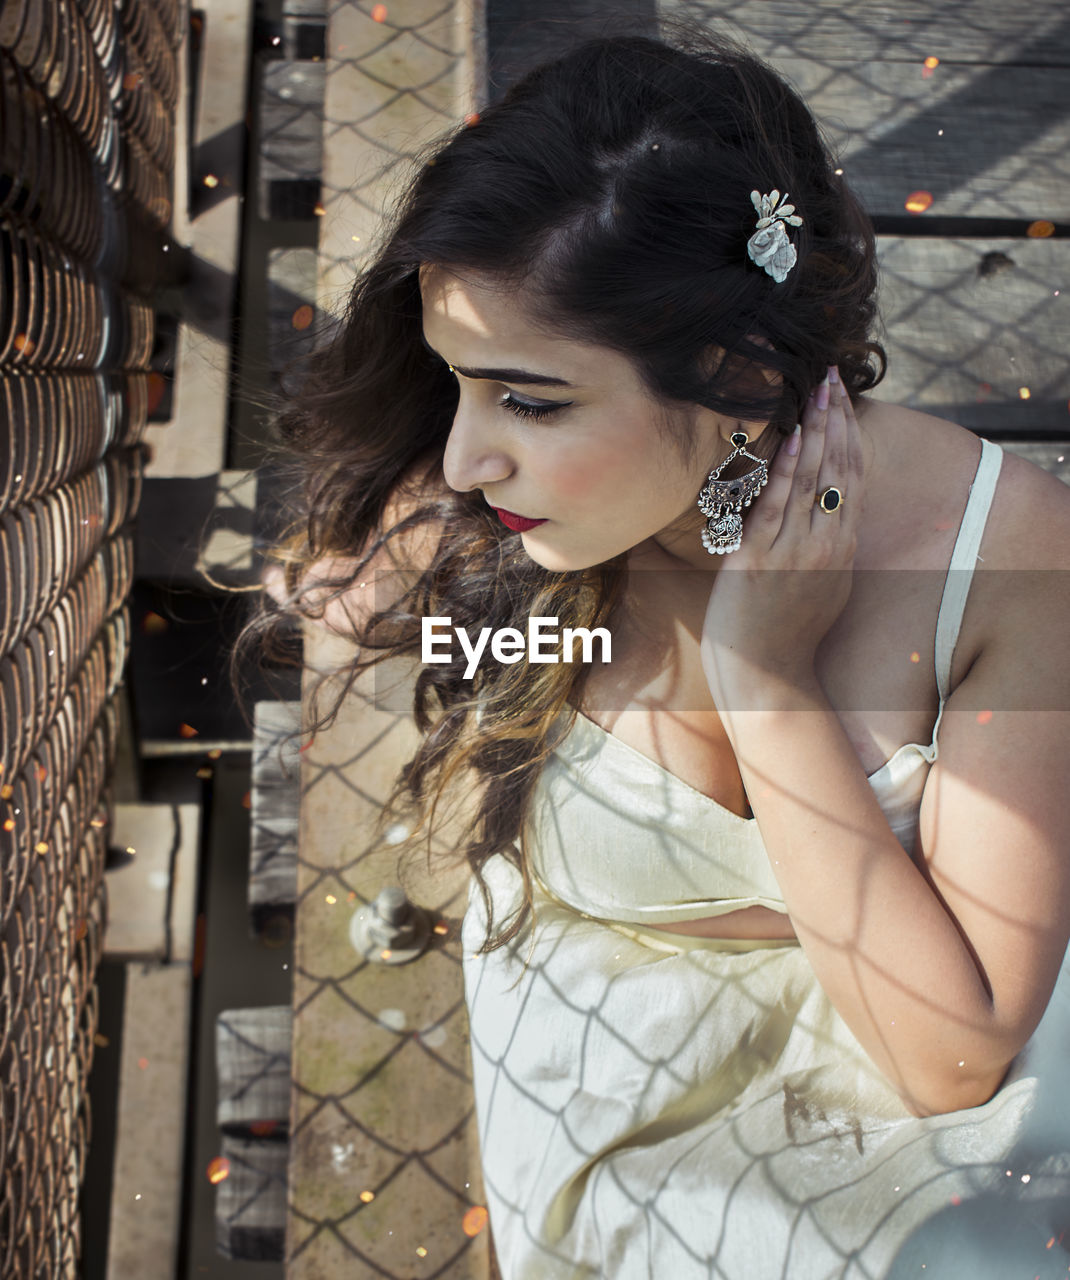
[214,1133,288,1262]
[215,1005,292,1133]
[249,700,301,927]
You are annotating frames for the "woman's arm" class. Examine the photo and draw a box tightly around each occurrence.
[715,626,1070,1116]
[701,374,1070,1116]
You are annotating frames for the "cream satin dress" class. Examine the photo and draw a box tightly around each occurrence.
[462,439,1070,1279]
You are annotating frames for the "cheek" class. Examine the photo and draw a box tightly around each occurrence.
[540,413,665,503]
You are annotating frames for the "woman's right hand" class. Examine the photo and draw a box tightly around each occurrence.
[261,555,373,638]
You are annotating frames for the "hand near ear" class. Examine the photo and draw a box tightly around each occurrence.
[700,366,865,703]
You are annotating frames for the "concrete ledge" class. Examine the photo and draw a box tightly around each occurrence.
[143,0,255,478]
[106,961,192,1280]
[105,802,200,963]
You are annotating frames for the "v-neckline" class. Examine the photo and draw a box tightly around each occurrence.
[563,708,936,825]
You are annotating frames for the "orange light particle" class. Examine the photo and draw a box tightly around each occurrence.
[75,918,88,941]
[35,842,48,853]
[143,610,168,634]
[416,1248,428,1258]
[433,921,449,936]
[313,202,325,217]
[950,1194,961,1205]
[360,1190,375,1203]
[195,766,212,779]
[138,1057,149,1069]
[203,174,219,188]
[909,651,920,664]
[1018,387,1031,401]
[976,709,993,725]
[904,191,933,215]
[207,1157,230,1184]
[36,764,47,781]
[1,785,12,799]
[464,112,480,127]
[463,1206,489,1237]
[249,1120,278,1137]
[179,723,199,738]
[923,56,939,69]
[371,4,387,20]
[242,790,252,809]
[208,749,222,760]
[291,304,314,330]
[122,71,143,90]
[1026,220,1055,239]
[13,333,34,354]
[3,820,14,832]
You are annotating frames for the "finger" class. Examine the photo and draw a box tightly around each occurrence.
[812,367,850,529]
[262,562,287,606]
[745,421,802,548]
[778,373,828,535]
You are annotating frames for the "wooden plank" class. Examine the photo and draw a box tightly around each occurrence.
[291,0,493,1268]
[290,631,492,1278]
[868,237,1068,436]
[785,59,1069,222]
[664,1,1070,66]
[661,4,1070,218]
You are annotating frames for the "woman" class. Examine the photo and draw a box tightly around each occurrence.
[254,26,1070,1278]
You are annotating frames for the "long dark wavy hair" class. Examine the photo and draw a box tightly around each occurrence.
[233,23,888,957]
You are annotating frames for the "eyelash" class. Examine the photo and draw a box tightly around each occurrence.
[499,393,568,422]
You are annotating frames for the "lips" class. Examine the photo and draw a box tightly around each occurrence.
[492,507,548,532]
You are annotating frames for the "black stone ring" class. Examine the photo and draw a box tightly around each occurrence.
[816,486,844,513]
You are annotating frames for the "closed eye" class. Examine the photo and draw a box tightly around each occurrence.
[499,392,571,421]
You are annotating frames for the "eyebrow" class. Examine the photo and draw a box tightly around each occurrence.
[420,333,573,387]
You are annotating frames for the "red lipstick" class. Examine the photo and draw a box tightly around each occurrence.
[492,507,548,532]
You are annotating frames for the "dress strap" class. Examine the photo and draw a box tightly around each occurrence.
[930,438,1003,744]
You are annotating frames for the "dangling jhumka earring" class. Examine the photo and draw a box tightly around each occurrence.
[696,431,770,555]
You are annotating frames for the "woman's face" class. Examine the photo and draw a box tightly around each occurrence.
[420,266,748,573]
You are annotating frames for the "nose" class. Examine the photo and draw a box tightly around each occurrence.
[441,389,513,494]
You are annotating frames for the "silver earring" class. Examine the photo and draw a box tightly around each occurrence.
[697,431,770,555]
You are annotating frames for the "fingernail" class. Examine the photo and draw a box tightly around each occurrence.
[816,378,830,411]
[828,364,839,384]
[785,422,801,455]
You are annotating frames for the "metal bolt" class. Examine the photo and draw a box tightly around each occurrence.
[349,887,432,964]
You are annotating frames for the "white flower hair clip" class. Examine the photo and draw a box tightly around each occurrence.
[746,189,803,283]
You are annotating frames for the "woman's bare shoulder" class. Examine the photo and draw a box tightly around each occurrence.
[855,396,1070,572]
[981,442,1070,572]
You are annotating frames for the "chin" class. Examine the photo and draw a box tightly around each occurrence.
[519,542,619,574]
